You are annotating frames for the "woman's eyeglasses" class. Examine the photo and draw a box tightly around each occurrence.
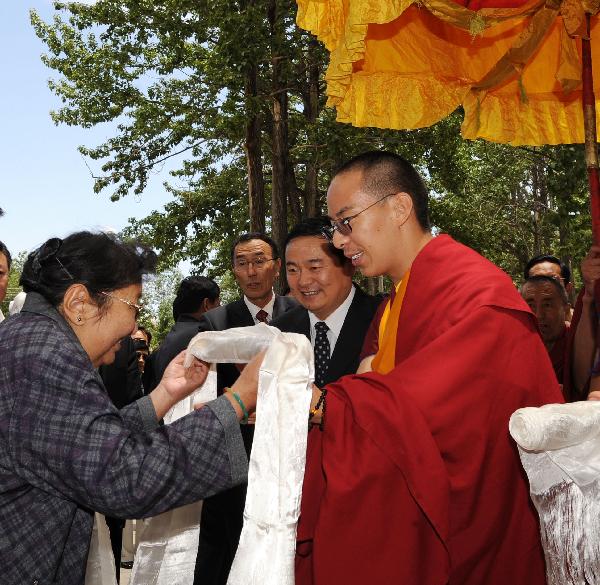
[100,291,142,320]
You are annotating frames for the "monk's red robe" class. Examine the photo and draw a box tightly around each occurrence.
[296,235,563,585]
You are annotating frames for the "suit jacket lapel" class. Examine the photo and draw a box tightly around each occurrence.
[272,295,285,319]
[297,310,311,340]
[227,299,255,328]
[327,289,368,384]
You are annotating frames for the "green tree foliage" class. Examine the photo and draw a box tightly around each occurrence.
[32,1,593,290]
[30,2,464,274]
[137,266,182,348]
[427,114,590,285]
[1,251,28,316]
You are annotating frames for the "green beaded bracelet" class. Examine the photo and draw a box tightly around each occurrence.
[229,389,249,424]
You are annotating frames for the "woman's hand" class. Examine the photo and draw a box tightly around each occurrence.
[225,351,266,420]
[150,351,209,419]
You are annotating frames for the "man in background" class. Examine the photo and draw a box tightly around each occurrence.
[98,335,145,579]
[525,254,573,317]
[565,245,600,399]
[520,275,569,384]
[147,275,220,391]
[132,326,152,374]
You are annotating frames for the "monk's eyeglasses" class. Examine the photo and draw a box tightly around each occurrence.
[322,192,398,242]
[100,291,142,320]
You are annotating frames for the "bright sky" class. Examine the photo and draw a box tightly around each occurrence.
[0,1,174,258]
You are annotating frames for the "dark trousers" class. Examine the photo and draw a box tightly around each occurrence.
[105,516,125,583]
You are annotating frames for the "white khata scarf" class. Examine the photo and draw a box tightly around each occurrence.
[509,401,600,585]
[124,324,314,585]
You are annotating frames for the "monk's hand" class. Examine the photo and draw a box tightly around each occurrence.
[356,355,374,374]
[588,391,600,401]
[581,245,600,300]
[308,384,324,425]
[226,351,266,421]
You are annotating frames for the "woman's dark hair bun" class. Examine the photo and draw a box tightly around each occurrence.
[27,238,64,282]
[39,238,63,260]
[20,231,157,308]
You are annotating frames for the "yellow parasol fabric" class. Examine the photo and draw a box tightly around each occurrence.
[296,0,600,145]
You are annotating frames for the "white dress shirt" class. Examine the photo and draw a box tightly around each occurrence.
[308,285,355,357]
[244,293,276,324]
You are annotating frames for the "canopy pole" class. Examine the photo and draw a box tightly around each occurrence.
[582,12,600,244]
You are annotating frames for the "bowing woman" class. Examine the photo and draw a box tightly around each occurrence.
[0,232,258,585]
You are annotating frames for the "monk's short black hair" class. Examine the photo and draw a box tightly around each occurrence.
[334,151,431,231]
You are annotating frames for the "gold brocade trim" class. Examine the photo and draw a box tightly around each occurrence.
[471,3,560,93]
[561,0,587,35]
[558,22,583,93]
[424,0,544,31]
[583,0,600,14]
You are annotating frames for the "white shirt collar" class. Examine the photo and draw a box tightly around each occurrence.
[308,285,355,353]
[244,292,276,324]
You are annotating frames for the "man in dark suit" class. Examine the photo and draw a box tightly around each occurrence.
[147,275,221,391]
[272,216,382,386]
[194,232,297,585]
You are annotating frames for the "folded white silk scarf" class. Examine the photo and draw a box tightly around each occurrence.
[85,513,118,585]
[127,324,313,585]
[223,328,314,585]
[510,401,600,585]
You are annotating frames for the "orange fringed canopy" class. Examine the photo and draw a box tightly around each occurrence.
[296,0,600,145]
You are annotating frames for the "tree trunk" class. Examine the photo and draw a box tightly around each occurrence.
[242,0,265,233]
[244,61,265,233]
[288,166,303,225]
[269,0,292,292]
[305,164,318,217]
[303,37,320,217]
[270,67,288,263]
[366,277,376,296]
[531,163,541,256]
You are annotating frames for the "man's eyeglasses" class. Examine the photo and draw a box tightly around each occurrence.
[233,257,276,271]
[100,291,142,320]
[322,192,398,242]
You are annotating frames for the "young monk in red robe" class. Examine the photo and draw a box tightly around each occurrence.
[296,151,563,585]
